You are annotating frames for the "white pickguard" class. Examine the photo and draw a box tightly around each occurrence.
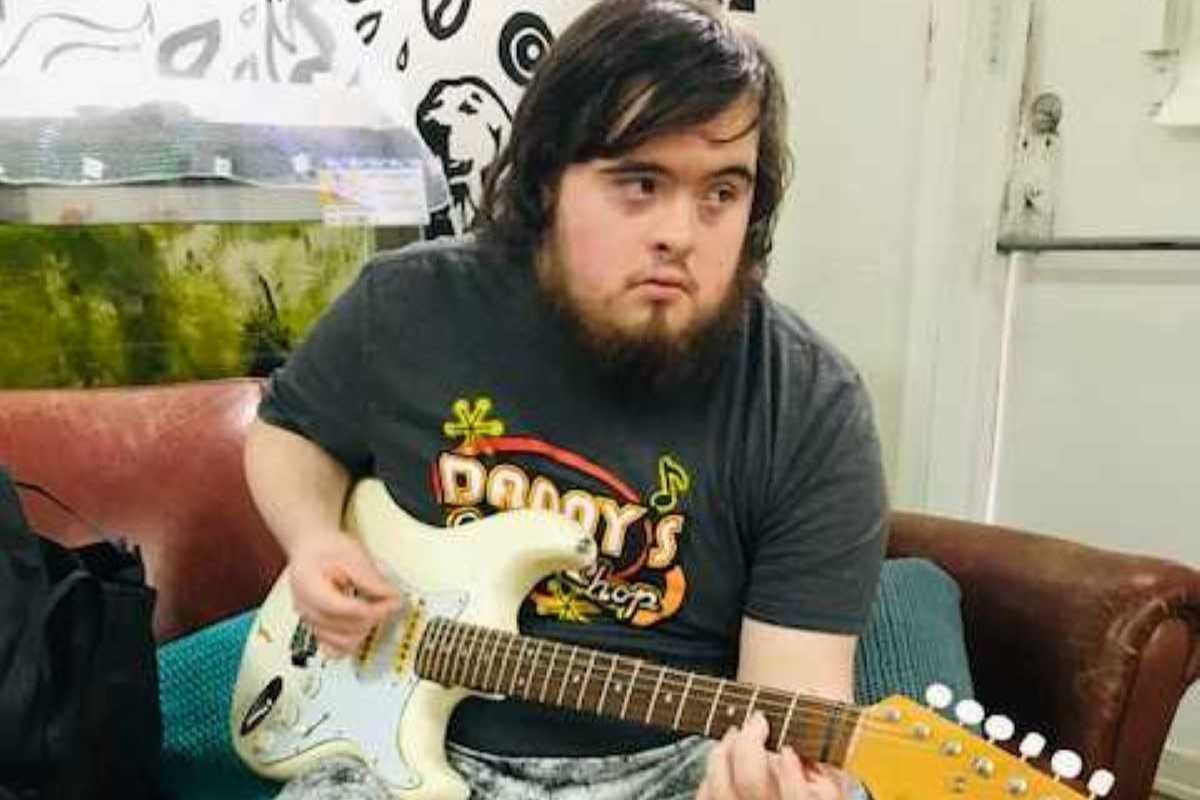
[229,479,596,799]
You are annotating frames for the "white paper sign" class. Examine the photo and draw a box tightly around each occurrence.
[318,158,429,227]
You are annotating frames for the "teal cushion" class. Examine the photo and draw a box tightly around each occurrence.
[158,610,277,800]
[854,557,974,706]
[158,558,973,798]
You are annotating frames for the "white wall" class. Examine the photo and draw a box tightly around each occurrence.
[751,1,931,484]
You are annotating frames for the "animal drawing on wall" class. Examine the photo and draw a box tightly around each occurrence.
[417,77,512,238]
[405,5,555,240]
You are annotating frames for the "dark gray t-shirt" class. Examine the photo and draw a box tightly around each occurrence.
[259,237,888,756]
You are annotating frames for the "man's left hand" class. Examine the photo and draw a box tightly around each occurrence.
[696,711,846,800]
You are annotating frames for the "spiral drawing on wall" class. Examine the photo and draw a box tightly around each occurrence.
[498,12,552,88]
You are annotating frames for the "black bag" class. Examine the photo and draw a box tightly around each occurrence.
[0,466,163,800]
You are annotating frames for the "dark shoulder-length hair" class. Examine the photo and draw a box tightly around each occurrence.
[474,0,791,274]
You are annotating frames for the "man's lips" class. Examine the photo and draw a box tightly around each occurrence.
[628,270,694,294]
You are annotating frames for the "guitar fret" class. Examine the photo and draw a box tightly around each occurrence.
[434,621,461,684]
[555,647,579,706]
[484,633,504,695]
[828,706,862,764]
[576,651,599,711]
[413,618,431,676]
[448,624,469,686]
[456,623,477,687]
[525,640,545,701]
[619,661,641,720]
[595,654,619,715]
[645,667,668,725]
[704,678,728,737]
[539,641,561,704]
[819,703,846,763]
[778,692,800,752]
[479,628,502,690]
[414,617,436,677]
[672,672,695,730]
[432,618,451,681]
[507,637,529,696]
[470,628,495,690]
[422,618,440,680]
[742,685,761,727]
[454,624,479,687]
[495,631,518,694]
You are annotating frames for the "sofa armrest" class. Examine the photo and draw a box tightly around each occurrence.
[889,511,1200,800]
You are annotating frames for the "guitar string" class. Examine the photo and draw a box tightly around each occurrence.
[410,621,1063,779]
[423,616,924,726]
[426,616,897,721]
[413,620,1090,791]
[409,618,1020,765]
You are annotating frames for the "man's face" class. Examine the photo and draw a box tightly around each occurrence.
[538,97,760,383]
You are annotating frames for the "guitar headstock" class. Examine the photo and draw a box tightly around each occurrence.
[845,685,1116,800]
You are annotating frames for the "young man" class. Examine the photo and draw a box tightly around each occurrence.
[247,1,887,798]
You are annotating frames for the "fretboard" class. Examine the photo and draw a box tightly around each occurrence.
[413,617,860,765]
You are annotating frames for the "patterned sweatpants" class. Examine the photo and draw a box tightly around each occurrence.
[275,738,713,800]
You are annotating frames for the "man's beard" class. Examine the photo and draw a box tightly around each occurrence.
[537,257,757,394]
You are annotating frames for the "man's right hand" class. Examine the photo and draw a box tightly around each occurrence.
[286,532,403,658]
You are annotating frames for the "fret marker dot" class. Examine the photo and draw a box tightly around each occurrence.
[727,706,736,716]
[571,674,580,684]
[665,694,674,703]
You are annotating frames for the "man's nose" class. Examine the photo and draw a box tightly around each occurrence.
[653,192,698,259]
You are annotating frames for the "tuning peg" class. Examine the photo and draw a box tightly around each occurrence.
[984,714,1015,742]
[954,698,985,727]
[1087,769,1116,798]
[924,683,953,710]
[1051,750,1084,781]
[1019,732,1047,760]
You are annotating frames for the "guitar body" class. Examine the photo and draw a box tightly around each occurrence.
[229,479,596,799]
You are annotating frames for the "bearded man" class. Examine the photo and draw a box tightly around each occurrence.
[247,2,886,798]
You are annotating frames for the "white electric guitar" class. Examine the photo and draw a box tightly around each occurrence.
[230,479,1116,800]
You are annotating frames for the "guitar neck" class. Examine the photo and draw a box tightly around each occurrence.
[414,617,861,765]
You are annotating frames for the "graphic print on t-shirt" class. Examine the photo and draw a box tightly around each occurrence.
[432,396,691,628]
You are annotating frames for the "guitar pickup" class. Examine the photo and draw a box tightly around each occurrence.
[290,621,319,668]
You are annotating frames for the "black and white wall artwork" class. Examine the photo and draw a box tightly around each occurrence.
[357,1,756,239]
[0,0,757,238]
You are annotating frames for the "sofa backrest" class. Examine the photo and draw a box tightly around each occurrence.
[0,379,283,643]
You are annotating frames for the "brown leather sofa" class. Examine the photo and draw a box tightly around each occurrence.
[1,378,1196,800]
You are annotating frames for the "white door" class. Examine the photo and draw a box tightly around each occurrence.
[904,0,1200,792]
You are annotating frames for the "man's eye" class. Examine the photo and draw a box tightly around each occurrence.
[706,184,739,205]
[620,177,658,199]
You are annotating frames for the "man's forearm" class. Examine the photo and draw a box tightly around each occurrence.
[244,419,352,557]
